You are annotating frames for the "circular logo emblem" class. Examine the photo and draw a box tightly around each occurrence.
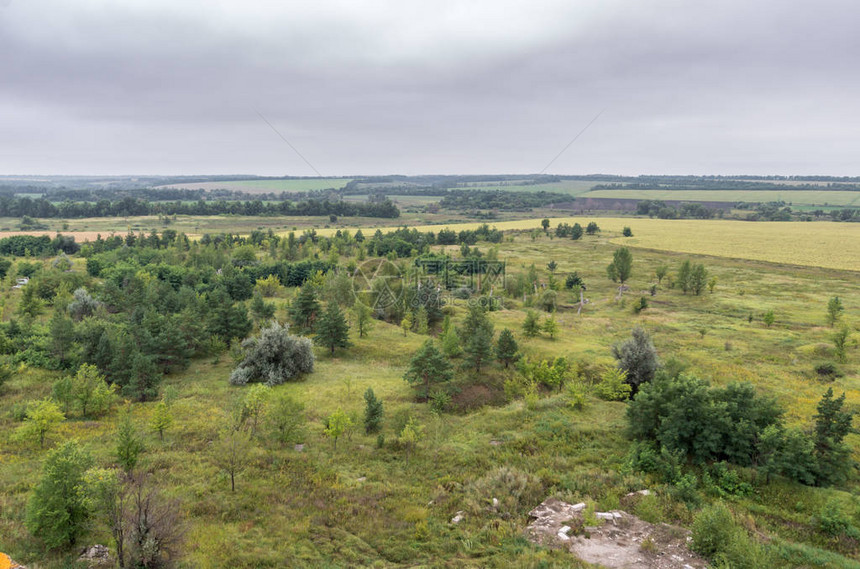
[351,259,404,310]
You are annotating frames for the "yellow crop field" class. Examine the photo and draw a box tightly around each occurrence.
[610,218,860,272]
[312,217,860,271]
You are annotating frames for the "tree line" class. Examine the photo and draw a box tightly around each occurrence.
[0,195,400,219]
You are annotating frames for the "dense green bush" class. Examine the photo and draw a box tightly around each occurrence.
[627,374,782,465]
[692,503,772,569]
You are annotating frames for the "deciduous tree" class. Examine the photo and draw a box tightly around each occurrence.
[16,399,65,448]
[212,425,253,491]
[607,247,633,285]
[229,321,314,386]
[612,327,659,396]
[26,440,93,549]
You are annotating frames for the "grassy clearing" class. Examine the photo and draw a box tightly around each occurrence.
[583,188,860,207]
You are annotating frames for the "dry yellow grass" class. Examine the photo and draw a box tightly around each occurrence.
[610,218,860,272]
[310,217,859,272]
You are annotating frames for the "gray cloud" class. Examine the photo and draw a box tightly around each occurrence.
[1,0,858,175]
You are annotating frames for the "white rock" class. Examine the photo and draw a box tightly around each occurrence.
[451,511,465,524]
[492,498,499,508]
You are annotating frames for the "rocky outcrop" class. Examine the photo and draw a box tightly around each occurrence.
[78,545,113,568]
[527,497,707,569]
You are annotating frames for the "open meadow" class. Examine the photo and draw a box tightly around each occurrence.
[0,219,858,568]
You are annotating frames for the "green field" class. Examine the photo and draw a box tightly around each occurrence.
[454,180,600,196]
[159,178,353,193]
[582,188,860,207]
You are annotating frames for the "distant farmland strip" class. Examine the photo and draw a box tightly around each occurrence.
[582,189,860,207]
[159,178,352,193]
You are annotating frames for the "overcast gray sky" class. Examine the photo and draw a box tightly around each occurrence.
[1,0,858,176]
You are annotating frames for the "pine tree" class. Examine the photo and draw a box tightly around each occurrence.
[314,302,351,354]
[462,304,492,338]
[116,410,144,473]
[26,441,93,549]
[125,352,160,402]
[404,340,453,400]
[522,310,541,337]
[813,388,855,486]
[250,291,276,323]
[415,306,429,334]
[441,325,462,358]
[151,314,193,374]
[206,288,252,341]
[495,329,520,368]
[289,282,320,333]
[363,387,384,434]
[464,325,494,373]
[460,304,494,373]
